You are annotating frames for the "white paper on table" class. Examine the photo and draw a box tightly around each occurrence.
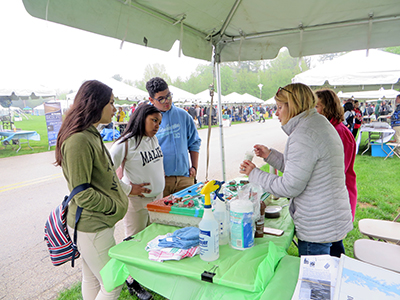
[333,255,400,300]
[291,255,340,300]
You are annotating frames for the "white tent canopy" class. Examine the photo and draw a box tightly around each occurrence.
[169,85,198,105]
[292,49,400,91]
[224,92,244,104]
[242,93,264,104]
[33,100,72,115]
[67,78,148,101]
[265,97,276,105]
[337,88,400,100]
[0,77,56,100]
[23,0,400,180]
[194,89,226,105]
[23,1,400,63]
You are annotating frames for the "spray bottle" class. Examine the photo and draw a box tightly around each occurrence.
[213,181,229,245]
[199,180,219,261]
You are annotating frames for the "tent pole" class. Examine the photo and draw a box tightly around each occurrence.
[215,62,226,181]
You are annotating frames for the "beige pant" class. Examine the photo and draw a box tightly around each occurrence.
[394,126,400,143]
[67,226,122,300]
[123,195,159,238]
[163,176,195,197]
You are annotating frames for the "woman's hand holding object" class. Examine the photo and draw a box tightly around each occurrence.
[239,160,256,176]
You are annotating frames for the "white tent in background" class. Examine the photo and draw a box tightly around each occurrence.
[33,100,72,115]
[265,97,276,105]
[292,49,400,92]
[224,92,245,104]
[0,77,56,100]
[68,78,148,101]
[168,85,198,106]
[242,93,264,104]
[337,88,400,100]
[194,89,226,105]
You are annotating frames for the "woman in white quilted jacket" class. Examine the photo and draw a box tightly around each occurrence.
[239,83,353,257]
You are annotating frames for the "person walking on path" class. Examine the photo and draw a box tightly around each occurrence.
[352,100,362,138]
[146,77,201,197]
[55,80,128,300]
[258,105,266,123]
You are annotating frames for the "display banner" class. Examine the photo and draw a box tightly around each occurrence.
[44,102,62,149]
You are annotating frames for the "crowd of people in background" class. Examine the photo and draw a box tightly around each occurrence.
[111,103,277,131]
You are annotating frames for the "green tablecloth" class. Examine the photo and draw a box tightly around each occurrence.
[101,198,297,299]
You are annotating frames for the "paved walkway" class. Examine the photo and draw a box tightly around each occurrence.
[0,119,287,299]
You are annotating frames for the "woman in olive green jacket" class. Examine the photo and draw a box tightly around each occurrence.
[55,80,128,300]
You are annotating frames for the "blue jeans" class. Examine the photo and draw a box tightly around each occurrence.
[330,240,345,258]
[298,239,345,257]
[298,240,332,256]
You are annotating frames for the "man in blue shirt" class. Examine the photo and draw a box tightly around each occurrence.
[146,77,201,197]
[391,94,400,147]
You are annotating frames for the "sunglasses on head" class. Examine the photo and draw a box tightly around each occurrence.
[155,93,173,104]
[276,87,293,96]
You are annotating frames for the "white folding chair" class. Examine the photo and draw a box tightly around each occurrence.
[354,239,400,273]
[358,212,400,244]
[384,142,400,160]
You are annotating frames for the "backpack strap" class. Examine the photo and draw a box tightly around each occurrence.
[64,183,90,267]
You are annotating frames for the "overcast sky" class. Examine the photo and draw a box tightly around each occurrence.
[1,0,208,92]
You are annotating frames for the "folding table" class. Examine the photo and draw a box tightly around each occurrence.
[100,198,296,300]
[0,130,40,152]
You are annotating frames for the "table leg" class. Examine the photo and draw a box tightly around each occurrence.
[15,139,22,153]
[361,132,372,155]
[27,138,33,150]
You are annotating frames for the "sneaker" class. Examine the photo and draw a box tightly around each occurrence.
[126,279,153,300]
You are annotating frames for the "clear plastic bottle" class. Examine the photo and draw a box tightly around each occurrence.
[199,180,220,261]
[199,205,219,261]
[213,197,229,245]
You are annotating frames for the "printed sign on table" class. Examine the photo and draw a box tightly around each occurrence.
[44,102,62,148]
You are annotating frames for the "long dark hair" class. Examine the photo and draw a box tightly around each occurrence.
[117,104,161,149]
[55,80,112,166]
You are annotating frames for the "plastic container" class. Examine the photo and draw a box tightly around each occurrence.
[371,142,393,157]
[213,198,229,245]
[229,200,254,250]
[255,201,266,238]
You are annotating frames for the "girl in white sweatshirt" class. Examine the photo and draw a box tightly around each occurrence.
[110,104,164,237]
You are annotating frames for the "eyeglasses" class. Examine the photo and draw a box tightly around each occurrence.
[276,87,293,96]
[155,93,173,104]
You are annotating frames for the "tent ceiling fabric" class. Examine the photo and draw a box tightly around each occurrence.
[22,0,400,62]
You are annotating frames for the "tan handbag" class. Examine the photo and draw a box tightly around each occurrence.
[115,140,128,179]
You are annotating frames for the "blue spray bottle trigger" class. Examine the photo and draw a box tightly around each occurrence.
[213,180,225,202]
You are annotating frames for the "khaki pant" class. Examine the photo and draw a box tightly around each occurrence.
[123,194,161,238]
[163,176,195,197]
[67,226,122,300]
[394,126,400,153]
[394,126,400,143]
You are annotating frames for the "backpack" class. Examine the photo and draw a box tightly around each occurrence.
[44,183,90,267]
